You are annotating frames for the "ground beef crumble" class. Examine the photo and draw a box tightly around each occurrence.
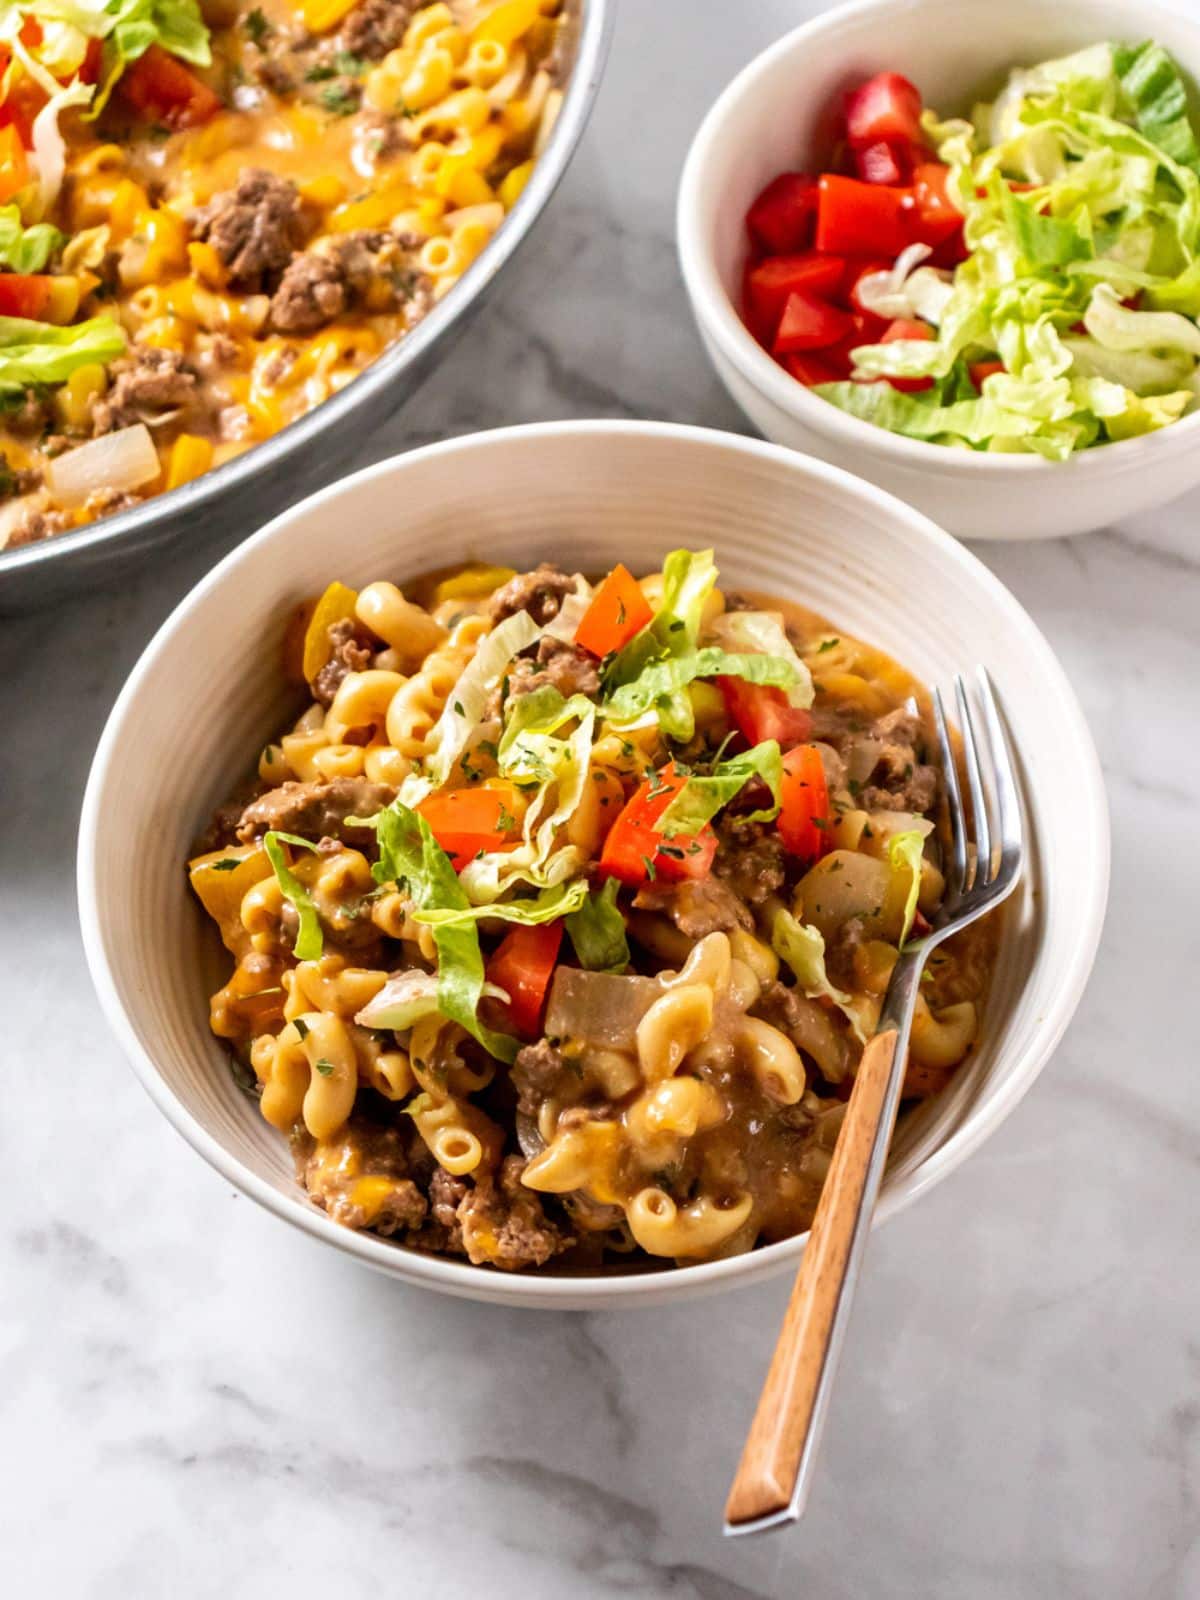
[511,1038,566,1118]
[633,877,754,938]
[90,347,198,436]
[488,563,575,625]
[342,0,415,59]
[236,776,394,848]
[312,617,376,706]
[190,169,307,287]
[457,1155,573,1271]
[714,818,787,905]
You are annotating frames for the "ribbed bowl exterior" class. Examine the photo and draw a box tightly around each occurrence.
[78,422,1108,1308]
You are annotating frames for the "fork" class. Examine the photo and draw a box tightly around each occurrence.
[723,667,1024,1536]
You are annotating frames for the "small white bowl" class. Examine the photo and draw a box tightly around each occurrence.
[677,0,1200,540]
[78,422,1108,1309]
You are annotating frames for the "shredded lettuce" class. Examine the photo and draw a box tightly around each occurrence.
[817,40,1200,455]
[415,610,542,798]
[412,879,587,928]
[372,800,518,1062]
[656,740,782,836]
[0,205,61,273]
[458,686,595,905]
[601,648,802,741]
[354,970,442,1032]
[771,910,871,1044]
[606,548,716,682]
[565,878,629,973]
[706,610,814,709]
[105,0,211,68]
[888,830,926,948]
[262,831,323,961]
[0,314,125,396]
[1115,40,1200,174]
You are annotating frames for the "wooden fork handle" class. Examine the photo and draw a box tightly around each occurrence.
[724,1027,902,1530]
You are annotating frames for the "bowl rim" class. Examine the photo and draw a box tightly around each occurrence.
[0,0,613,583]
[676,0,1200,477]
[77,418,1110,1307]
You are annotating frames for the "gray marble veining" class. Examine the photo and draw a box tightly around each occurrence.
[2,3,1198,1595]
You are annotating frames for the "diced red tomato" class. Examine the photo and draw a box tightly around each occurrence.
[816,175,914,258]
[745,172,819,254]
[745,251,847,328]
[879,318,935,393]
[575,563,652,658]
[910,162,962,248]
[0,125,28,205]
[969,359,1004,388]
[416,782,522,871]
[845,72,925,153]
[598,763,717,888]
[778,744,831,861]
[773,289,852,354]
[781,351,843,386]
[0,77,44,148]
[0,273,50,318]
[487,921,563,1038]
[79,37,103,85]
[854,140,908,186]
[120,44,222,129]
[824,309,889,375]
[716,676,813,750]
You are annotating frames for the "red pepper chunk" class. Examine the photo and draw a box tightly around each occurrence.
[816,175,915,258]
[487,921,563,1038]
[0,273,51,318]
[845,73,926,153]
[778,744,831,862]
[745,252,847,329]
[746,173,819,255]
[854,140,908,186]
[773,290,853,354]
[911,163,963,248]
[120,44,222,129]
[598,763,717,887]
[969,359,1005,388]
[716,676,812,750]
[416,783,522,871]
[575,563,652,658]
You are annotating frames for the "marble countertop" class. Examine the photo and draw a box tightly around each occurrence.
[3,2,1198,1595]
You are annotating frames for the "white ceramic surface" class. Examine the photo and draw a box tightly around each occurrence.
[677,0,1200,541]
[78,421,1107,1310]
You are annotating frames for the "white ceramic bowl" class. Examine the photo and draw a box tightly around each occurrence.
[677,0,1200,541]
[79,422,1108,1309]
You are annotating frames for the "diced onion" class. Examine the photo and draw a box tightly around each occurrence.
[544,968,661,1051]
[46,424,160,509]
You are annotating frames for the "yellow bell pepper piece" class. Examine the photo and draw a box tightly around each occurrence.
[300,0,359,32]
[301,580,359,683]
[166,434,215,491]
[432,564,517,602]
[471,0,541,47]
[498,160,533,209]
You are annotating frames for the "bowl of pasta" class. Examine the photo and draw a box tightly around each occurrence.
[0,0,610,606]
[78,420,1108,1307]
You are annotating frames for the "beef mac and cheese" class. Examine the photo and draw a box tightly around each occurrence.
[0,0,566,551]
[189,551,999,1272]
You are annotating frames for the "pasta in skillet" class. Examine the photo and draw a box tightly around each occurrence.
[0,0,567,551]
[189,550,999,1271]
